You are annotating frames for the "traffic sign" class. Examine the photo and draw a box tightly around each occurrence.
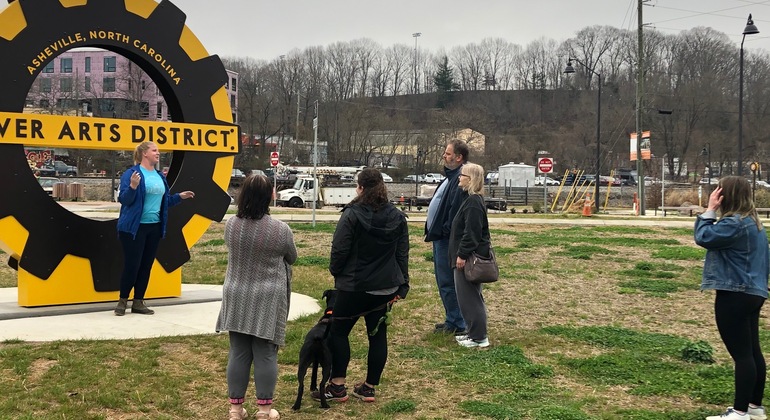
[270,151,279,167]
[537,157,553,173]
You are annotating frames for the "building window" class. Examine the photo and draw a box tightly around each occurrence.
[60,57,72,73]
[85,57,91,73]
[128,79,132,90]
[141,80,146,90]
[103,77,115,92]
[57,99,76,109]
[225,79,229,90]
[156,101,163,119]
[60,77,72,92]
[230,94,235,108]
[40,99,50,108]
[43,62,54,73]
[231,77,237,91]
[40,78,51,93]
[104,56,116,72]
[85,76,90,92]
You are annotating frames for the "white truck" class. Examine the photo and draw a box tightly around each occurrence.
[276,176,358,208]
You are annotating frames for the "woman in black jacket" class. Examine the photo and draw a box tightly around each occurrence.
[450,162,491,348]
[314,168,409,404]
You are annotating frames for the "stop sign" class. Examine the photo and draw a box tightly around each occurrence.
[537,157,553,173]
[269,151,279,167]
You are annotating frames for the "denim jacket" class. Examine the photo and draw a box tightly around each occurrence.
[116,164,182,239]
[694,211,769,299]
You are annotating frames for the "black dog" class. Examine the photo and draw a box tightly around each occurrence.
[292,289,338,410]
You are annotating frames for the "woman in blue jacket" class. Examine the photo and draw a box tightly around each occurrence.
[114,141,194,316]
[695,176,768,420]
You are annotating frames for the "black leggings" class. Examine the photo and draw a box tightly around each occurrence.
[329,290,395,386]
[118,223,162,299]
[715,290,766,412]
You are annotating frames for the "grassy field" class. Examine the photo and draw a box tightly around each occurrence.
[0,218,753,419]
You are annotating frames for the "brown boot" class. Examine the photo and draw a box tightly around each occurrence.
[131,299,155,315]
[114,298,128,316]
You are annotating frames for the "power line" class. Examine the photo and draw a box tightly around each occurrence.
[649,3,770,26]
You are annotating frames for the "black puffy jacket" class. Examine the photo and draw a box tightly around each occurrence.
[329,202,409,294]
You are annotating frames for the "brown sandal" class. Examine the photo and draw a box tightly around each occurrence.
[255,409,279,419]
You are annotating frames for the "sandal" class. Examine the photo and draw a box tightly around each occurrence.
[229,407,248,419]
[255,408,279,419]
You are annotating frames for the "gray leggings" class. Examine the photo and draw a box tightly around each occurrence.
[227,331,278,403]
[454,268,488,341]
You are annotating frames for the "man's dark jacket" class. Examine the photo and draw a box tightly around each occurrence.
[424,164,468,242]
[330,202,409,296]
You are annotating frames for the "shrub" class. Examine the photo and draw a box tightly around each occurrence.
[681,340,715,364]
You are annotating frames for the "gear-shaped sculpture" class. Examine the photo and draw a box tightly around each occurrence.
[0,0,237,306]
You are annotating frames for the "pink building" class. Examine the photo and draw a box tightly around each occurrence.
[25,48,238,123]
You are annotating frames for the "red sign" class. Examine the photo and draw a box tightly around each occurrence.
[269,151,280,167]
[537,157,553,173]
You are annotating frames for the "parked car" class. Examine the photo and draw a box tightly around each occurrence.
[644,176,660,186]
[424,173,445,183]
[599,176,621,186]
[37,176,60,195]
[699,177,719,185]
[485,171,499,185]
[403,174,425,182]
[380,173,393,182]
[248,169,266,177]
[534,176,559,186]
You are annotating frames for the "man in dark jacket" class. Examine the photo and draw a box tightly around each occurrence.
[425,139,469,334]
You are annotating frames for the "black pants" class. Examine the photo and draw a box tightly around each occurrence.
[715,290,766,412]
[329,290,395,386]
[118,223,162,300]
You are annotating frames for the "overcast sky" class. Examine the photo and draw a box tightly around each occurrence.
[167,0,770,60]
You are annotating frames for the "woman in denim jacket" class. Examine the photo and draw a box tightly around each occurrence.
[695,176,769,420]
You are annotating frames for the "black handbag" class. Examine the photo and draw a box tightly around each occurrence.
[463,248,499,284]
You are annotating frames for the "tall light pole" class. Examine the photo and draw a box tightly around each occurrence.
[739,14,759,176]
[564,58,601,213]
[412,32,421,94]
[701,142,711,191]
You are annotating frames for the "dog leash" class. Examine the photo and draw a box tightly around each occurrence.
[330,296,400,336]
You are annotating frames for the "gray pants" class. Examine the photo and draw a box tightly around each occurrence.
[227,331,278,402]
[454,268,488,341]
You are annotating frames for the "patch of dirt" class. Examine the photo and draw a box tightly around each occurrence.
[27,358,58,384]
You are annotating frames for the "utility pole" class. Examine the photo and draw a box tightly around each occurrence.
[312,100,319,227]
[635,0,647,215]
[412,32,421,94]
[295,91,301,145]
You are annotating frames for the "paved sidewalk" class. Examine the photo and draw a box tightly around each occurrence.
[0,284,320,342]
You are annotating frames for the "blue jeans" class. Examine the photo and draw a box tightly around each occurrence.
[433,239,466,330]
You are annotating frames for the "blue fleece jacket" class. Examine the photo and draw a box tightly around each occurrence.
[117,164,182,238]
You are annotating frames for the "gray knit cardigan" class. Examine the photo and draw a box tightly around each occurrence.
[215,215,297,345]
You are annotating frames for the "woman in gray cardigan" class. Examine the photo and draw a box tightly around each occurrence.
[449,162,491,348]
[216,174,297,420]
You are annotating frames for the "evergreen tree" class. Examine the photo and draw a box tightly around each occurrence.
[433,56,459,108]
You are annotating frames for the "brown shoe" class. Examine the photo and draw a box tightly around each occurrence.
[114,298,128,316]
[131,299,155,315]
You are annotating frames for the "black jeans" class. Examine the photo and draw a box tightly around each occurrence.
[329,290,395,386]
[715,290,766,412]
[118,223,162,300]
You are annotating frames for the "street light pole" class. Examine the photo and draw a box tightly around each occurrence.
[412,32,421,95]
[564,58,601,213]
[702,142,711,191]
[739,14,759,176]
